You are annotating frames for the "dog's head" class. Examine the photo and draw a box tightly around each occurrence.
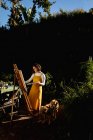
[39,105,48,114]
[50,99,59,111]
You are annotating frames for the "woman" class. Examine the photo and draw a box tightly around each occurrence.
[25,63,46,113]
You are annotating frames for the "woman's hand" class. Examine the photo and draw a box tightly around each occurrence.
[33,81,41,85]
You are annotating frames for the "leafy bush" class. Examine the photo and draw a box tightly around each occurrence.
[42,72,57,104]
[59,57,93,105]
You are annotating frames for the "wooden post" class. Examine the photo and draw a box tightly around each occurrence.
[10,73,16,121]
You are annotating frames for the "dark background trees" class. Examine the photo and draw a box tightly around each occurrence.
[0,9,93,81]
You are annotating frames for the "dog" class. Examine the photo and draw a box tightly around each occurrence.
[49,99,60,119]
[39,99,59,124]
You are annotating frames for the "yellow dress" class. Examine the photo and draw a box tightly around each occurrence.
[28,75,42,110]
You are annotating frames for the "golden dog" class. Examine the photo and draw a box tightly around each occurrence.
[39,99,59,124]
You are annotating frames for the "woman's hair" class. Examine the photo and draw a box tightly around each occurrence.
[33,63,42,71]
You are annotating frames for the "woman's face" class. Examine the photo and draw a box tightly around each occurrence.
[33,66,38,72]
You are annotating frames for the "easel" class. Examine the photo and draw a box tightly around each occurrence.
[13,64,33,114]
[10,73,20,120]
[0,64,33,122]
[0,73,20,121]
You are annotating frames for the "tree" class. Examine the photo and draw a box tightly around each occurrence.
[0,0,8,10]
[79,56,93,89]
[5,0,55,27]
[61,56,93,104]
[8,2,24,27]
[89,8,93,14]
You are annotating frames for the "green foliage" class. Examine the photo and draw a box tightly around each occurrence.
[89,8,93,14]
[6,0,55,27]
[43,72,57,104]
[19,4,28,22]
[28,2,36,23]
[0,72,13,82]
[62,82,89,104]
[8,5,24,27]
[42,57,93,105]
[0,0,8,10]
[33,0,55,14]
[80,56,93,83]
[70,9,86,15]
[45,72,53,86]
[62,85,78,104]
[60,57,93,105]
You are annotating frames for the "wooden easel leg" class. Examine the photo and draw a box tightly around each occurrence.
[10,95,14,121]
[10,73,16,121]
